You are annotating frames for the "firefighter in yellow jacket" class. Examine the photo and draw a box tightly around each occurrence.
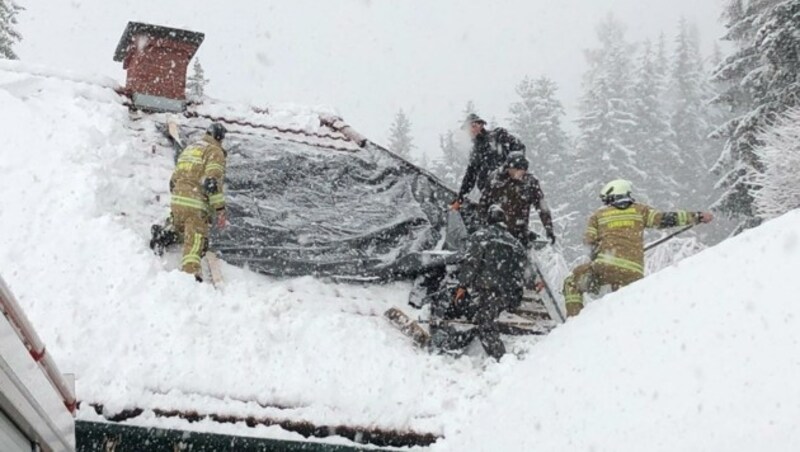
[563,179,713,317]
[150,123,228,281]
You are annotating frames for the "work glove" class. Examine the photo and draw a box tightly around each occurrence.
[453,287,467,305]
[203,177,219,195]
[546,229,556,245]
[698,212,714,224]
[449,199,462,211]
[216,210,227,230]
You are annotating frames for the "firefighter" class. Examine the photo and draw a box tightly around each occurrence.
[450,113,526,210]
[563,179,713,317]
[150,123,228,281]
[478,151,555,248]
[430,205,527,360]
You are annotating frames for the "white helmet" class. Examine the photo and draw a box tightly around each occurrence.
[600,179,633,204]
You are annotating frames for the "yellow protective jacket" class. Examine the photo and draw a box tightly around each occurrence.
[170,135,226,214]
[585,203,701,275]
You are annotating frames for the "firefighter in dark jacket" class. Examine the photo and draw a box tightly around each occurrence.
[563,179,714,317]
[430,205,527,360]
[479,152,555,248]
[450,113,526,210]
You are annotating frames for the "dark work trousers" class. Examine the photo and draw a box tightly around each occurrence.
[430,288,508,360]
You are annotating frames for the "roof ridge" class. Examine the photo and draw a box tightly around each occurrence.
[185,111,353,143]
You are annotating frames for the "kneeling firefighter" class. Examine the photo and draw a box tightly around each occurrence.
[562,179,713,317]
[150,123,229,281]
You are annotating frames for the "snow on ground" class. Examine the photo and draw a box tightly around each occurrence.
[0,60,514,441]
[434,209,800,451]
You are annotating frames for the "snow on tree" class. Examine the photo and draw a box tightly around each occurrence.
[387,108,414,160]
[630,39,680,206]
[186,58,209,103]
[753,106,800,219]
[710,0,799,233]
[0,0,23,60]
[429,130,469,189]
[654,33,670,83]
[575,14,640,212]
[428,101,476,189]
[646,234,705,274]
[509,76,569,172]
[668,18,716,207]
[507,75,581,260]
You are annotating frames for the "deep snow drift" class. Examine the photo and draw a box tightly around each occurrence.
[435,209,800,451]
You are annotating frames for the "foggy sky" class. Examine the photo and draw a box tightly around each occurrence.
[17,0,726,158]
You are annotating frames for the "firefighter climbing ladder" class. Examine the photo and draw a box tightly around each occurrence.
[164,117,225,289]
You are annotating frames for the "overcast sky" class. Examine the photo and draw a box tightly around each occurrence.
[17,0,726,158]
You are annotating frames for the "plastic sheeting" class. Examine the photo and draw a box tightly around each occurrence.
[208,130,478,280]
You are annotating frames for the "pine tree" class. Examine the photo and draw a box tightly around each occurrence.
[0,0,23,60]
[710,0,799,232]
[629,39,680,206]
[752,106,800,219]
[429,131,470,189]
[508,75,585,262]
[509,76,569,168]
[387,109,414,160]
[186,58,209,103]
[576,14,639,211]
[710,42,724,68]
[654,33,670,85]
[668,18,715,206]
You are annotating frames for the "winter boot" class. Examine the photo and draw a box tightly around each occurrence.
[477,327,506,361]
[428,322,451,351]
[429,322,474,354]
[149,223,178,256]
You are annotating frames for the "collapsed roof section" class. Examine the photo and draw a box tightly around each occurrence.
[175,102,476,281]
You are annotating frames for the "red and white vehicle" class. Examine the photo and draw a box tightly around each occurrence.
[0,275,75,451]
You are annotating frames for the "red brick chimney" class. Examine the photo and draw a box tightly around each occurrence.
[113,22,204,112]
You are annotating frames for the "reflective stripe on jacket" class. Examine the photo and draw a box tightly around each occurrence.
[170,135,226,213]
[584,203,699,274]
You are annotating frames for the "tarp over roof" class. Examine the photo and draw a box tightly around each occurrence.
[176,116,471,280]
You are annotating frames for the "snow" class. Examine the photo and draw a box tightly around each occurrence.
[192,99,339,134]
[0,60,504,441]
[434,210,800,451]
[3,58,800,450]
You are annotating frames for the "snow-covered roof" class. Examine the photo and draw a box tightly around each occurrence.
[0,59,481,448]
[185,100,365,153]
[3,57,800,451]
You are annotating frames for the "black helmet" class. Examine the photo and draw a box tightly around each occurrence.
[487,204,507,225]
[506,151,529,170]
[207,122,228,141]
[461,112,487,129]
